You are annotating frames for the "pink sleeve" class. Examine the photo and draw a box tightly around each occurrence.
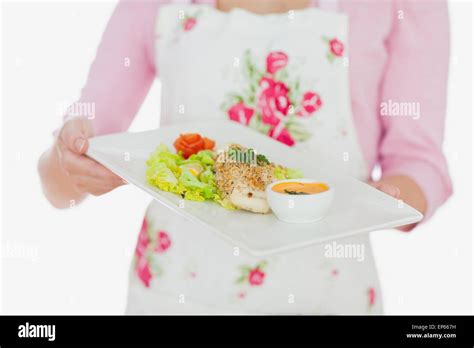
[74,0,159,135]
[378,0,453,220]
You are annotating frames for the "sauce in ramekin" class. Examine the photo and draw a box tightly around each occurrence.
[271,181,329,195]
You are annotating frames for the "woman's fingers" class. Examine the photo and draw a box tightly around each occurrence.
[71,174,124,195]
[60,147,101,177]
[55,116,126,197]
[370,182,400,199]
[59,117,92,155]
[60,146,123,184]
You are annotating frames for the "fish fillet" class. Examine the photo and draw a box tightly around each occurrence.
[214,145,274,214]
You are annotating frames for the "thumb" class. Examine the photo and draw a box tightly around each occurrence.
[60,117,92,155]
[374,183,400,199]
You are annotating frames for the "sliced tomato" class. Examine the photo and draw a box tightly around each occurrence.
[182,133,201,143]
[173,138,182,149]
[188,138,205,150]
[173,133,216,158]
[178,144,195,158]
[203,137,215,150]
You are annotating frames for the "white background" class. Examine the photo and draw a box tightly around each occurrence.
[1,0,473,314]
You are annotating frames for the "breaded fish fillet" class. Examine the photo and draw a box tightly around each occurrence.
[214,145,274,213]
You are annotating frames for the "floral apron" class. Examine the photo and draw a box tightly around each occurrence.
[126,3,382,314]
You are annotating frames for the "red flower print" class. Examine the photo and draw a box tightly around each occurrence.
[236,261,267,286]
[331,269,339,277]
[298,91,322,117]
[228,102,254,125]
[329,38,344,57]
[155,230,171,253]
[268,125,295,147]
[137,257,152,288]
[266,51,288,74]
[259,76,275,90]
[368,287,376,307]
[258,78,291,126]
[135,218,150,259]
[183,17,197,31]
[223,49,314,145]
[248,268,265,286]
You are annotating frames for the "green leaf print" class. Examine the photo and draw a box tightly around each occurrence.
[326,51,335,63]
[288,79,301,106]
[150,258,163,276]
[243,50,263,85]
[247,113,261,131]
[239,265,252,272]
[248,114,271,135]
[256,260,268,270]
[294,79,300,94]
[236,265,251,284]
[274,68,289,83]
[242,79,259,105]
[241,88,255,106]
[220,93,244,112]
[229,93,244,104]
[235,275,247,284]
[286,121,312,142]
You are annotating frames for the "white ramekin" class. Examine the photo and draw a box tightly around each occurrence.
[266,179,334,223]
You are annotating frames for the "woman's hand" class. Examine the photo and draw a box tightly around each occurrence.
[369,175,427,232]
[56,117,124,195]
[38,116,125,208]
[370,180,400,199]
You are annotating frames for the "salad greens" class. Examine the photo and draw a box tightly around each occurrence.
[273,166,304,180]
[146,144,220,202]
[146,143,303,209]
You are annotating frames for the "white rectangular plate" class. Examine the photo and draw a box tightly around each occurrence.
[87,121,423,256]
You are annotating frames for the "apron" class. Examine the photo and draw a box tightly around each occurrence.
[126,3,382,314]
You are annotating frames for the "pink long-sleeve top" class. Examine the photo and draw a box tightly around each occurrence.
[78,0,452,220]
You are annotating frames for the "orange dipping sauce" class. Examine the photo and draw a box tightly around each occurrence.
[272,182,329,195]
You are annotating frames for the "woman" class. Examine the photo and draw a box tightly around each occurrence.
[38,0,452,314]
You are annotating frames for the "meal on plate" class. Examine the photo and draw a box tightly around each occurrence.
[145,133,303,213]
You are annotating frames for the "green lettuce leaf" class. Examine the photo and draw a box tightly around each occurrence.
[273,166,304,180]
